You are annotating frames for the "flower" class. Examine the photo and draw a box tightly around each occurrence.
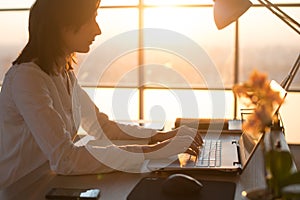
[233,70,284,138]
[234,70,300,199]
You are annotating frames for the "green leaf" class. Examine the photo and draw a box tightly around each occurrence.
[281,171,300,188]
[265,150,293,187]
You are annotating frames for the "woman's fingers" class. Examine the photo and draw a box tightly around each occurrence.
[185,147,198,157]
[174,135,200,157]
[188,140,200,157]
[144,134,202,159]
[176,125,203,147]
[194,134,203,147]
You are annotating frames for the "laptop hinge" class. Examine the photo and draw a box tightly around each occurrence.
[233,143,242,167]
[233,162,241,166]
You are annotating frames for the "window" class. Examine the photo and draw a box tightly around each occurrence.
[239,7,300,88]
[0,11,29,81]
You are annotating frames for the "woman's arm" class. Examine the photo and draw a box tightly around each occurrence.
[11,65,144,174]
[76,83,157,141]
[75,78,203,146]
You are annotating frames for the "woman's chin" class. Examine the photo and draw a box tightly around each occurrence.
[77,48,90,53]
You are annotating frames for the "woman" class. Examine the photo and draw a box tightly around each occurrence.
[0,0,202,188]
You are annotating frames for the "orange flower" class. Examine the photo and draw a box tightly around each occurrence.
[249,70,268,90]
[233,70,285,137]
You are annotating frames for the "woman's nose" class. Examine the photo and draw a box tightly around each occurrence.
[95,23,101,36]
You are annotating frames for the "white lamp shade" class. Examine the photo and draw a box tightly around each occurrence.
[214,0,252,29]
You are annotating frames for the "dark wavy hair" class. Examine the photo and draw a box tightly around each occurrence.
[13,0,100,75]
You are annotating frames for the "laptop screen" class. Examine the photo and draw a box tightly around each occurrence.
[239,80,287,169]
[270,80,287,115]
[238,130,263,170]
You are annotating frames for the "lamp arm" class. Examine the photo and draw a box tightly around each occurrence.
[280,53,300,91]
[273,54,299,131]
[257,0,300,34]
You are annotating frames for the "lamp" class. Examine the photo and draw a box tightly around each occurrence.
[213,0,252,30]
[213,0,300,34]
[214,0,300,130]
[280,54,300,91]
[213,0,300,91]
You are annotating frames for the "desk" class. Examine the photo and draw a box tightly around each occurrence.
[0,131,293,200]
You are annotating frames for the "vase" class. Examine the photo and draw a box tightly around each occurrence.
[263,129,282,199]
[242,130,280,200]
[244,129,300,200]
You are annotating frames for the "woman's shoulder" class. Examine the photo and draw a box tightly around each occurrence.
[7,62,49,79]
[12,62,45,73]
[5,62,52,86]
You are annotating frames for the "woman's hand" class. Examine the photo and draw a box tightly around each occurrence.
[143,134,201,160]
[150,125,203,147]
[174,125,203,147]
[119,125,203,160]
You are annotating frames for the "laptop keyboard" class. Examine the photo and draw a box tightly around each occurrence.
[196,139,222,167]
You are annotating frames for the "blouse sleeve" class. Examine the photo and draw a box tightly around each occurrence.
[11,66,145,175]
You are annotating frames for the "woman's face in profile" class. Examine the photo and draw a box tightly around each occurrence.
[62,12,101,54]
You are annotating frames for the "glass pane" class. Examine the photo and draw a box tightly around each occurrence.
[280,92,300,143]
[144,0,213,5]
[100,0,138,6]
[0,0,139,9]
[76,8,139,87]
[83,87,139,121]
[239,7,300,90]
[144,89,234,130]
[0,0,34,9]
[144,7,235,89]
[142,49,206,88]
[0,11,29,84]
[251,0,300,4]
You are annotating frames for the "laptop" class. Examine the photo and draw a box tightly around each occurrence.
[147,80,287,175]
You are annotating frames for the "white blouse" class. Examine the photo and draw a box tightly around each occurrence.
[0,62,156,188]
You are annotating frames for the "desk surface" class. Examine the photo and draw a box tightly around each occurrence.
[0,131,292,200]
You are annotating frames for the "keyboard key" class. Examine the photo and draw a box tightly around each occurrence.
[196,139,222,167]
